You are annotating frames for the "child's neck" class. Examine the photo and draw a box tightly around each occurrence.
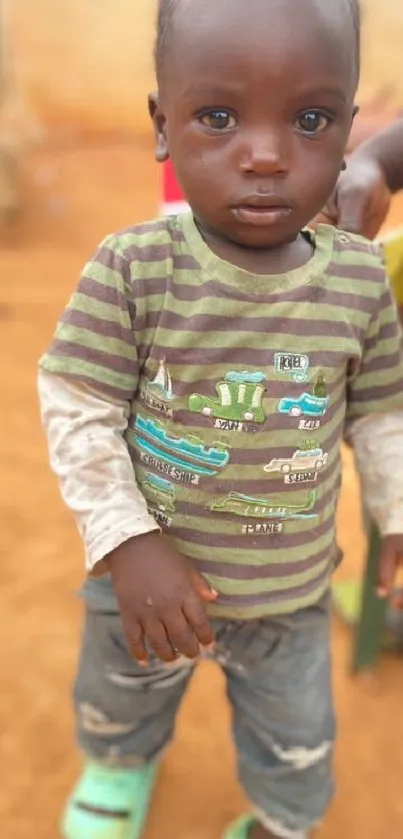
[198,224,314,276]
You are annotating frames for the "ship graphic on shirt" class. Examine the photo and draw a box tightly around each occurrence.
[133,415,230,475]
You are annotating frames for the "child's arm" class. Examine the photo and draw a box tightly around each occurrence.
[345,259,403,597]
[38,370,160,576]
[39,233,216,663]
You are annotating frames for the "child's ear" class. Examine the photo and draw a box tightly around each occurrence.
[341,104,360,171]
[148,92,169,163]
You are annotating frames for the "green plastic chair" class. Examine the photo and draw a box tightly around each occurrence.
[332,525,387,673]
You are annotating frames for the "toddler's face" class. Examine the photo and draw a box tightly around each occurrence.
[151,0,358,250]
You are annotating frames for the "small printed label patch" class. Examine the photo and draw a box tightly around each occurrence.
[284,471,318,484]
[140,390,173,417]
[214,419,244,432]
[299,419,321,431]
[274,353,309,383]
[242,522,283,536]
[139,452,200,485]
[153,511,173,528]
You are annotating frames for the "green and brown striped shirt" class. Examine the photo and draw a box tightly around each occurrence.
[40,213,403,619]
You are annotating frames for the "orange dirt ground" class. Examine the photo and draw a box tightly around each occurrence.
[2,138,403,839]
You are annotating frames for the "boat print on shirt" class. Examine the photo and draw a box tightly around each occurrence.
[132,415,230,482]
[148,359,173,401]
[140,360,174,417]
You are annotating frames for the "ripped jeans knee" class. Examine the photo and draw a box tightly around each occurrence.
[221,599,335,837]
[73,610,193,766]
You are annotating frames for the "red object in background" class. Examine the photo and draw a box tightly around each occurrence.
[162,160,189,215]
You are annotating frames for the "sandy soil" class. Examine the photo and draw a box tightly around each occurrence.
[1,138,403,839]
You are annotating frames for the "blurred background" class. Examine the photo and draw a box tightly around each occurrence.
[1,1,403,837]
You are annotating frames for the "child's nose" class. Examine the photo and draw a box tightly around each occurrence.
[240,129,288,176]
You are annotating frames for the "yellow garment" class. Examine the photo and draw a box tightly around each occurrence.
[379,228,403,304]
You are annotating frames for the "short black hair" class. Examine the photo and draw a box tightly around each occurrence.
[155,0,178,84]
[154,0,361,85]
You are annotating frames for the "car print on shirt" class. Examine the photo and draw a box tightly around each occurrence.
[277,392,329,418]
[264,447,328,475]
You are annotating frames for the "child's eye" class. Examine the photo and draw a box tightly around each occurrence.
[296,111,331,135]
[200,110,237,131]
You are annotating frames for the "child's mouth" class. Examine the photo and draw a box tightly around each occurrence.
[232,204,292,226]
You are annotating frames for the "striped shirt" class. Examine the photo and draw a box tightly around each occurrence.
[40,213,403,619]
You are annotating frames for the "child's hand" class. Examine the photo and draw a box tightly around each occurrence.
[377,534,403,605]
[107,532,217,664]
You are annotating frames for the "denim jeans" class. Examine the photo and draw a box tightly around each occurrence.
[74,595,335,839]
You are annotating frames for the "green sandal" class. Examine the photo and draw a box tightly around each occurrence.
[223,816,255,839]
[61,761,158,839]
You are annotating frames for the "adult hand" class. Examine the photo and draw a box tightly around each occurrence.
[315,155,391,240]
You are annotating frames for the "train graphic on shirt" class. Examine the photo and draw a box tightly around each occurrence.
[189,371,266,424]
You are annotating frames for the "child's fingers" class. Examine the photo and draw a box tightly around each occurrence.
[183,595,215,648]
[144,618,180,663]
[125,620,148,665]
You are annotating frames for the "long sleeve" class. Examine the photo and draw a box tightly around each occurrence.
[344,256,403,535]
[347,412,403,535]
[38,370,159,575]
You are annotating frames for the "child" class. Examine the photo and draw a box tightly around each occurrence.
[39,1,403,838]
